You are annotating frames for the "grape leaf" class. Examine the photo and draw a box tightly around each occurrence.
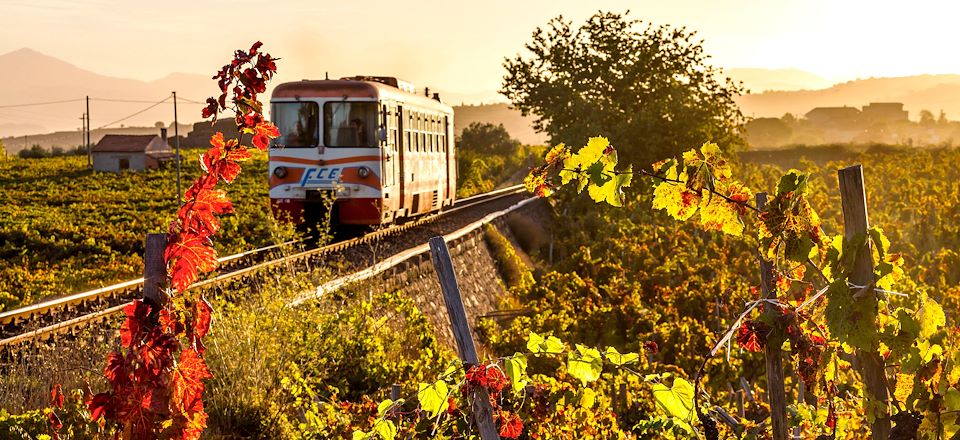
[651,377,695,433]
[527,332,564,354]
[604,346,640,366]
[252,122,280,151]
[504,354,528,393]
[919,294,945,339]
[587,164,633,206]
[651,164,699,221]
[417,380,448,419]
[374,420,397,440]
[567,344,603,385]
[165,234,218,293]
[194,297,213,339]
[178,188,233,236]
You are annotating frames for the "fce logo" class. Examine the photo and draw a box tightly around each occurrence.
[300,167,341,186]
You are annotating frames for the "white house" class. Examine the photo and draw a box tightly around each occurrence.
[91,129,175,172]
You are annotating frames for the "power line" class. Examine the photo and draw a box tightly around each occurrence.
[93,95,172,130]
[91,97,204,104]
[0,98,85,109]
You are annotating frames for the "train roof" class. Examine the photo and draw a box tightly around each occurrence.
[272,78,453,113]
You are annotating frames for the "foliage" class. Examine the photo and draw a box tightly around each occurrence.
[0,147,283,312]
[501,11,746,166]
[457,139,543,198]
[456,122,521,156]
[79,41,280,439]
[525,136,960,438]
[16,144,86,159]
[483,223,533,289]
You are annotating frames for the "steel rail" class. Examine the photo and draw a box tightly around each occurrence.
[0,185,528,347]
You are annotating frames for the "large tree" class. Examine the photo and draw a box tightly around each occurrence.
[501,11,746,165]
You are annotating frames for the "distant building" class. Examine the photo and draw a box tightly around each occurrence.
[861,102,909,125]
[92,128,175,172]
[804,106,860,126]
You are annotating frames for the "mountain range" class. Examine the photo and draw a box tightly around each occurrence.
[736,74,960,119]
[4,47,960,149]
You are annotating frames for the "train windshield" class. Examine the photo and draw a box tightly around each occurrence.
[272,102,319,147]
[323,102,378,148]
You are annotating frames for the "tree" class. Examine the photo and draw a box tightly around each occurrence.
[501,11,746,165]
[0,139,6,160]
[919,109,935,127]
[744,117,793,148]
[457,122,520,155]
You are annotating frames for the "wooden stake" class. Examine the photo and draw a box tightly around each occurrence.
[142,233,168,309]
[429,236,500,440]
[757,193,788,440]
[838,165,890,440]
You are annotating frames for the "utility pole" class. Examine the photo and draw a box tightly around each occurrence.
[173,91,182,205]
[86,96,91,168]
[79,113,86,154]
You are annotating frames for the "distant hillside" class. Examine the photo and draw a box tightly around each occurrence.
[738,74,960,119]
[726,68,833,92]
[1,124,192,155]
[453,103,547,146]
[0,48,211,137]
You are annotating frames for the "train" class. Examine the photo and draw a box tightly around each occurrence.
[267,76,456,226]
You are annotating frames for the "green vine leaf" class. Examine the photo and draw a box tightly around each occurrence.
[504,354,529,393]
[527,332,565,354]
[651,377,695,433]
[417,380,449,419]
[567,344,603,386]
[824,281,879,351]
[374,420,397,440]
[604,346,640,366]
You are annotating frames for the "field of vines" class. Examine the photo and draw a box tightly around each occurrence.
[0,139,533,312]
[0,150,284,311]
[11,144,957,439]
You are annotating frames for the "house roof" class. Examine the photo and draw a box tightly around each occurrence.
[92,134,169,153]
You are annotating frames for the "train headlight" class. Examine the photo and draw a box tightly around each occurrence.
[357,166,370,178]
[273,166,288,178]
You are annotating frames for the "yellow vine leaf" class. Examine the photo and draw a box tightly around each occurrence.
[699,196,744,236]
[651,163,699,221]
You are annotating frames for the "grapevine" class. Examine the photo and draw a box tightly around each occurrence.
[60,42,281,439]
[525,136,960,438]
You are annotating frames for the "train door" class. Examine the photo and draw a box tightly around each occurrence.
[381,104,397,188]
[397,105,406,214]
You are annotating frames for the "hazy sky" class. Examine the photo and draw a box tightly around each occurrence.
[2,0,960,93]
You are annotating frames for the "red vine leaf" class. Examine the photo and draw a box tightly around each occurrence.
[496,410,524,439]
[171,348,212,439]
[120,300,151,349]
[251,122,280,151]
[178,188,234,236]
[88,393,112,421]
[165,234,218,293]
[50,383,64,408]
[194,297,213,340]
[139,329,179,377]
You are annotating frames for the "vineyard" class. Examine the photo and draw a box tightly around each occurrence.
[6,141,959,439]
[0,150,284,310]
[3,35,960,440]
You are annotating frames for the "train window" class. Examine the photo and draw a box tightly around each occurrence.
[323,102,378,147]
[272,102,319,147]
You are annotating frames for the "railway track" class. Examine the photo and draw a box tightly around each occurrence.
[0,185,530,348]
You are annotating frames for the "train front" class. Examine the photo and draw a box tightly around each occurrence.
[268,80,386,226]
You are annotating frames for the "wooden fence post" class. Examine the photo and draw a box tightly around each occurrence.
[143,233,168,310]
[838,165,890,440]
[757,193,788,440]
[429,236,500,440]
